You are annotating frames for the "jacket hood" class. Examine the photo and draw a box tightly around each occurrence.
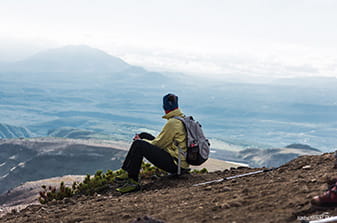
[162,109,184,120]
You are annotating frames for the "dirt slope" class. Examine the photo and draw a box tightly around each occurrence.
[2,153,337,223]
[0,175,85,216]
[0,158,242,215]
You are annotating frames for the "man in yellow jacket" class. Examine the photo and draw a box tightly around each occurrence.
[116,93,189,193]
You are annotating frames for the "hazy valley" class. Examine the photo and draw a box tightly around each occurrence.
[1,46,337,150]
[0,45,336,200]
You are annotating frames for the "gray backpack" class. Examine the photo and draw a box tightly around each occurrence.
[174,116,210,167]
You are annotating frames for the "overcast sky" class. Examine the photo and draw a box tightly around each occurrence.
[1,0,337,79]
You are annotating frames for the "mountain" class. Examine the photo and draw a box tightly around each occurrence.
[1,152,337,222]
[285,143,321,152]
[238,144,321,167]
[0,45,131,73]
[0,44,168,88]
[0,123,32,138]
[0,138,128,194]
[48,127,105,139]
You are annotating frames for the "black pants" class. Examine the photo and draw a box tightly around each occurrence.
[121,133,178,181]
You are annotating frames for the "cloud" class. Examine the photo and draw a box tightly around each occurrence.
[1,0,337,80]
[0,37,59,62]
[116,44,337,80]
[1,36,336,81]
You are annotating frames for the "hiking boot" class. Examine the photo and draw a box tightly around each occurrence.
[311,183,337,207]
[114,170,129,184]
[114,168,127,176]
[116,178,141,194]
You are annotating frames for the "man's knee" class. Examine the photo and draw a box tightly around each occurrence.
[130,140,149,153]
[132,139,148,146]
[138,132,155,140]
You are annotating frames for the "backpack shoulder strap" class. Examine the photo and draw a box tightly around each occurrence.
[173,116,184,121]
[173,116,194,122]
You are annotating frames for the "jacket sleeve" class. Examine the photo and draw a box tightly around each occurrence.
[143,119,177,150]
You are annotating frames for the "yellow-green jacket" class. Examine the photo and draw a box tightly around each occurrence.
[144,109,189,169]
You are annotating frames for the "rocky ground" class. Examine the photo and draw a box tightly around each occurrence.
[2,153,337,223]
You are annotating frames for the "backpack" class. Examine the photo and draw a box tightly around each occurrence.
[174,116,210,166]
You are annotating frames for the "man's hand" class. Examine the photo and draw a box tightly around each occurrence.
[133,134,141,140]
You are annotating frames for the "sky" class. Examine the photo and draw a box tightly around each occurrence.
[1,0,337,80]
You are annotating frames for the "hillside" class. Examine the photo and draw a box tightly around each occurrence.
[238,144,321,167]
[0,138,128,194]
[0,157,241,216]
[2,153,337,223]
[0,124,32,138]
[0,175,85,215]
[0,137,243,214]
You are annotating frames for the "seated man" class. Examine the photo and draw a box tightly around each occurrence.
[116,93,189,193]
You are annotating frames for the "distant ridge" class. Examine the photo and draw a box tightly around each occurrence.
[286,143,321,152]
[0,138,128,194]
[238,144,322,167]
[0,123,32,138]
[0,45,130,73]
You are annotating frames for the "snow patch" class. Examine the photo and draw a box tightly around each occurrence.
[0,173,8,179]
[10,166,16,172]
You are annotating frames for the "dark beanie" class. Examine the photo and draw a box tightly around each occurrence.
[163,93,178,113]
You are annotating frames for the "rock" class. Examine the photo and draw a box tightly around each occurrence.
[242,188,249,194]
[212,198,219,203]
[302,185,309,193]
[221,203,231,209]
[204,186,212,191]
[122,214,131,219]
[310,179,317,183]
[212,215,221,219]
[229,201,242,207]
[237,166,248,170]
[223,187,231,192]
[63,198,75,205]
[130,216,165,223]
[302,165,311,170]
[50,200,57,205]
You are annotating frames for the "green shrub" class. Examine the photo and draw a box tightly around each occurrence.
[38,162,208,204]
[191,168,208,174]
